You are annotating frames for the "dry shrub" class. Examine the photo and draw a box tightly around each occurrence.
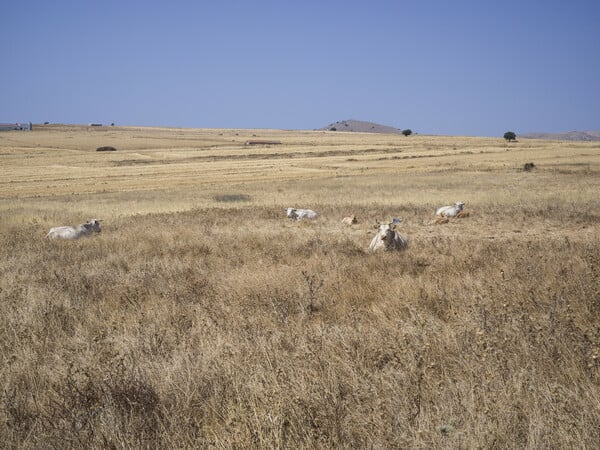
[213,193,252,203]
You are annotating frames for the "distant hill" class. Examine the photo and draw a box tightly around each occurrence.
[320,119,403,134]
[520,130,600,141]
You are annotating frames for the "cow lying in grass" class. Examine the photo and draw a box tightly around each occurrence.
[286,208,318,220]
[46,219,102,240]
[341,214,357,225]
[434,202,470,224]
[369,220,409,252]
[436,201,465,218]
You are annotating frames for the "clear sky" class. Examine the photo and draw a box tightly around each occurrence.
[2,0,599,136]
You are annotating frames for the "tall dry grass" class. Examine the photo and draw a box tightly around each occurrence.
[1,204,598,448]
[0,126,599,448]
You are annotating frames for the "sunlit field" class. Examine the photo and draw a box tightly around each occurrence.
[1,124,599,448]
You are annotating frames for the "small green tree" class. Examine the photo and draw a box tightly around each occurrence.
[402,129,412,137]
[504,131,516,142]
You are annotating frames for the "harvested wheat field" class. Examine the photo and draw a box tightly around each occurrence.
[1,124,599,448]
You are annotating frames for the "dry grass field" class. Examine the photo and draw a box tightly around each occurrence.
[1,124,599,448]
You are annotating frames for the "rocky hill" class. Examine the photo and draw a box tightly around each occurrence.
[320,120,403,134]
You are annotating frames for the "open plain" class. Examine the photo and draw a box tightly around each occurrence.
[1,124,599,448]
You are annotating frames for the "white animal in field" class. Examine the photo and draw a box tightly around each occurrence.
[369,220,409,252]
[436,201,465,218]
[341,214,357,225]
[286,208,318,220]
[46,219,102,240]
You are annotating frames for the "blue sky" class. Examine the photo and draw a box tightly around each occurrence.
[2,0,599,136]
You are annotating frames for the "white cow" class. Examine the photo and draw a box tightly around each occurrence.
[286,208,318,220]
[369,220,409,252]
[46,219,102,240]
[436,201,465,218]
[341,214,357,225]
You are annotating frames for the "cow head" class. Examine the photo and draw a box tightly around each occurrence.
[455,202,465,211]
[379,223,391,240]
[377,220,400,240]
[86,219,102,233]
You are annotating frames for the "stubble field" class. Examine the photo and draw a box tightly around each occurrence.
[0,124,599,448]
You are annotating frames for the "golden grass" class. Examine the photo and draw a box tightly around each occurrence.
[0,125,599,448]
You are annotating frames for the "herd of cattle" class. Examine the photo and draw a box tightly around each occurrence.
[46,202,468,252]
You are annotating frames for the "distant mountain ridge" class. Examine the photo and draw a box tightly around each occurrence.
[520,130,600,141]
[320,119,403,134]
